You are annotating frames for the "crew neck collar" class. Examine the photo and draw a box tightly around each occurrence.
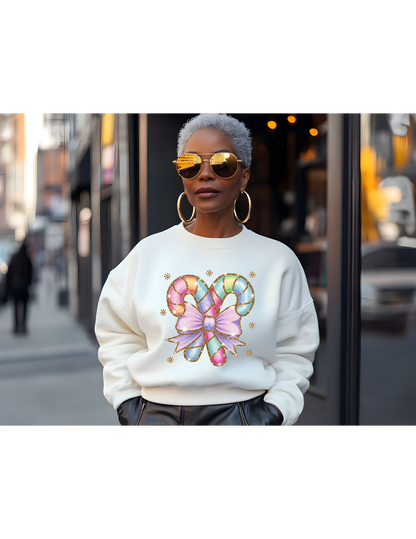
[174,221,250,250]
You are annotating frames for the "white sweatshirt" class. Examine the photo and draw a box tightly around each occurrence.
[95,222,320,425]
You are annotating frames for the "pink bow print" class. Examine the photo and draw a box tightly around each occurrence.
[167,303,246,366]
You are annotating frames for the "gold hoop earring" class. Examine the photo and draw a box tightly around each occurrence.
[233,190,252,224]
[177,192,196,223]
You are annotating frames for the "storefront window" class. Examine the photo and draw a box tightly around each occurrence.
[360,114,416,424]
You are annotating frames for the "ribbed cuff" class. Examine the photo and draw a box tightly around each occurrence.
[263,394,294,426]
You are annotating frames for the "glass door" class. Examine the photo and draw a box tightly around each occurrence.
[360,114,416,425]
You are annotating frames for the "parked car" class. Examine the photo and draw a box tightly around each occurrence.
[0,258,7,304]
[297,240,416,334]
[361,242,416,331]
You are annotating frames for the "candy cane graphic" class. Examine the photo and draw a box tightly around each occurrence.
[166,274,255,366]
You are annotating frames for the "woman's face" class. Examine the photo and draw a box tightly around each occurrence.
[181,128,250,217]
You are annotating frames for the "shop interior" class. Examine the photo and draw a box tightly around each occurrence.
[234,113,327,379]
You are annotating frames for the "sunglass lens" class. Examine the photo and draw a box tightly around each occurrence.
[211,153,238,178]
[176,154,201,179]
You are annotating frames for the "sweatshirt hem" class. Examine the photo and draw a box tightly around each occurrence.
[141,386,266,406]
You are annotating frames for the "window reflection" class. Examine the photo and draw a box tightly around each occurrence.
[360,114,416,425]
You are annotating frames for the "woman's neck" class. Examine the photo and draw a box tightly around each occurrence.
[185,210,242,238]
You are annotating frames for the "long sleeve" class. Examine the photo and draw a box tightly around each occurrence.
[263,253,320,426]
[95,275,148,410]
[263,302,319,425]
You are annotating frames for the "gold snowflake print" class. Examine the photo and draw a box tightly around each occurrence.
[167,356,174,363]
[249,271,256,279]
[246,349,253,356]
[160,309,167,316]
[206,269,213,277]
[249,322,256,329]
[164,273,171,280]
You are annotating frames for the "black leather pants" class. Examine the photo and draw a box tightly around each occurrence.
[117,393,283,426]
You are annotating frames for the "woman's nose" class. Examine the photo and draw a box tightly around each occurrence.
[198,159,214,180]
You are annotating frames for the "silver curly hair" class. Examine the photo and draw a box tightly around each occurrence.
[177,113,252,168]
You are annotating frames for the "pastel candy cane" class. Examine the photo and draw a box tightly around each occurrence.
[210,274,255,316]
[167,275,216,317]
[166,274,255,367]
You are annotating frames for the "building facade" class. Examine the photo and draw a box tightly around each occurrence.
[65,113,416,425]
[0,114,28,243]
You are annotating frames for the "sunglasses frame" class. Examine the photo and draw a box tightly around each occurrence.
[172,152,243,180]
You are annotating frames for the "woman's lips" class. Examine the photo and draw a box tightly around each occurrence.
[196,188,219,198]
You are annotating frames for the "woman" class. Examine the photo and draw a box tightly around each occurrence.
[95,113,319,425]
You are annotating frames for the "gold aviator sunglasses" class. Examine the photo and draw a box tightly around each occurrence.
[173,152,243,180]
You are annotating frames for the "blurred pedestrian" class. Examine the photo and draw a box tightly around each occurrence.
[6,239,33,334]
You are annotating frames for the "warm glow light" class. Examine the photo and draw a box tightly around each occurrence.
[101,114,114,146]
[309,128,318,136]
[287,115,296,124]
[267,121,277,130]
[300,148,316,162]
[392,134,412,169]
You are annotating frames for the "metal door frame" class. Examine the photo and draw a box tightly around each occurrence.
[327,114,361,425]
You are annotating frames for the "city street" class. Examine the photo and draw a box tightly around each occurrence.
[0,266,118,425]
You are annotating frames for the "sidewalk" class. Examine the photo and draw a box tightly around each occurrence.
[0,265,118,425]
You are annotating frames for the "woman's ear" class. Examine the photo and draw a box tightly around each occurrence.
[240,168,250,192]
